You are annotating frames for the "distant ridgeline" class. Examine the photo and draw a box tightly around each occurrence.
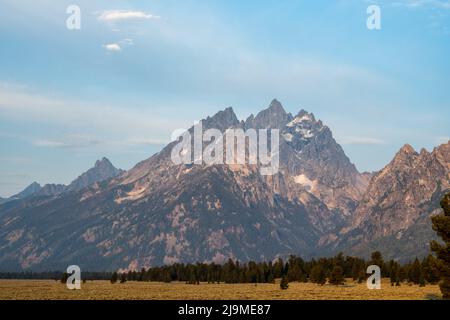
[0,252,439,287]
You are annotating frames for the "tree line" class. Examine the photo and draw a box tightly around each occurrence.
[0,252,438,287]
[107,251,440,287]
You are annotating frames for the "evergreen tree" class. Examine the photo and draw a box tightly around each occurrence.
[267,273,275,284]
[422,254,440,284]
[390,270,396,286]
[287,255,304,282]
[60,272,69,284]
[357,267,366,284]
[408,258,422,284]
[333,252,345,270]
[139,268,146,281]
[329,266,345,285]
[162,270,172,283]
[398,265,408,283]
[110,272,118,284]
[310,264,326,285]
[369,251,384,276]
[280,276,289,290]
[419,272,426,287]
[430,192,450,299]
[351,261,361,281]
[120,273,127,283]
[273,258,284,278]
[389,261,401,286]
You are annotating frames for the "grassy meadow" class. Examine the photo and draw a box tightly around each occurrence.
[0,278,442,300]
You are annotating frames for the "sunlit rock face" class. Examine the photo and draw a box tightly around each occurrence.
[0,100,447,270]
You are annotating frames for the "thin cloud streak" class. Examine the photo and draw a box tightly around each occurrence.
[97,10,160,21]
[0,82,185,150]
[339,136,386,145]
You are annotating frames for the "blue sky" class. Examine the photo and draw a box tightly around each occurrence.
[0,0,449,197]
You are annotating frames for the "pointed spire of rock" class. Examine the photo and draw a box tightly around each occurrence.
[203,106,239,131]
[399,144,416,154]
[250,99,292,129]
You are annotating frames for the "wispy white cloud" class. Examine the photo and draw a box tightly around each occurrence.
[97,10,160,22]
[32,134,103,149]
[33,139,69,148]
[32,135,168,150]
[103,43,121,52]
[102,38,134,53]
[0,82,185,150]
[339,136,386,145]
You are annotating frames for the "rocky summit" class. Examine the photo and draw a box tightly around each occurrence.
[0,100,448,271]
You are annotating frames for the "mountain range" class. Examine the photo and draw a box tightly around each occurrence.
[0,99,448,271]
[1,157,123,203]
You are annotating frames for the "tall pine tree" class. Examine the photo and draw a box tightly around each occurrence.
[110,272,118,284]
[329,266,345,285]
[430,192,450,299]
[408,258,422,284]
[310,265,327,285]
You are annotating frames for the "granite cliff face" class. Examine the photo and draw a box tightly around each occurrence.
[0,100,447,270]
[322,142,450,261]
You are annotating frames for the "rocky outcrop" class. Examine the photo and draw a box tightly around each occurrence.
[324,142,450,261]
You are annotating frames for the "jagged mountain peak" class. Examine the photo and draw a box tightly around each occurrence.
[340,138,450,261]
[286,109,321,129]
[95,157,114,168]
[432,140,450,170]
[434,140,450,153]
[27,181,41,189]
[67,158,123,192]
[388,144,420,167]
[399,143,416,154]
[203,107,239,131]
[268,98,286,113]
[211,107,237,121]
[248,99,292,129]
[293,109,316,122]
[221,106,237,118]
[10,181,42,200]
[419,148,429,156]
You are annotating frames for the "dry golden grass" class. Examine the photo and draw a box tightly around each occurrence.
[0,279,442,300]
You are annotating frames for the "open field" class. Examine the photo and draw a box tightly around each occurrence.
[0,279,442,300]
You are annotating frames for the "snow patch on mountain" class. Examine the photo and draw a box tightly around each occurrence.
[287,114,312,127]
[114,187,147,204]
[293,174,316,191]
